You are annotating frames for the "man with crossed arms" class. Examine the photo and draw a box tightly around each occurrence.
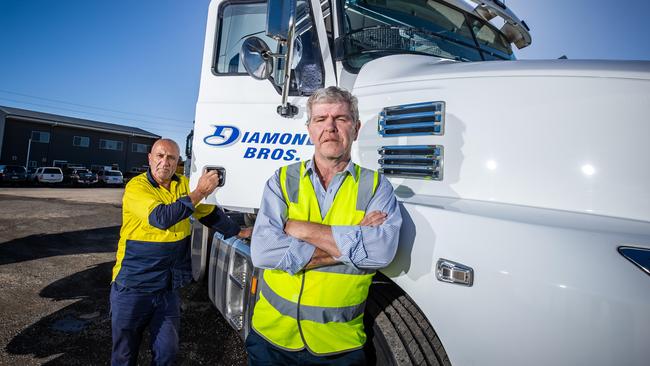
[247,87,402,365]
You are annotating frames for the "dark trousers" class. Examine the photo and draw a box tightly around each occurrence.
[110,283,181,366]
[245,330,366,366]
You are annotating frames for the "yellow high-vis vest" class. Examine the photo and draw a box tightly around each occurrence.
[252,161,379,355]
[111,172,215,292]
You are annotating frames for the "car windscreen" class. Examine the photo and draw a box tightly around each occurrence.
[76,169,91,174]
[43,168,61,174]
[106,171,122,176]
[6,166,26,173]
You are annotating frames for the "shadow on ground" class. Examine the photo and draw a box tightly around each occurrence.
[0,226,120,266]
[2,227,246,365]
[5,261,114,365]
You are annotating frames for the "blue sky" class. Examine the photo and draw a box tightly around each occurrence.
[1,0,648,152]
[507,0,650,60]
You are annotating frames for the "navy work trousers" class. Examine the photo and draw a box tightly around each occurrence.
[245,330,366,365]
[110,283,181,366]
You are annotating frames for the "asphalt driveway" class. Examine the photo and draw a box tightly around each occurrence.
[0,188,246,365]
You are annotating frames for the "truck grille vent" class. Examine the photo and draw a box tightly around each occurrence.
[378,101,445,137]
[378,145,443,180]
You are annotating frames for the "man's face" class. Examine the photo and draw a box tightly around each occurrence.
[148,141,179,184]
[307,102,360,162]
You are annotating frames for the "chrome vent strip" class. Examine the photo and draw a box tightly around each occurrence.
[379,101,445,137]
[378,145,443,180]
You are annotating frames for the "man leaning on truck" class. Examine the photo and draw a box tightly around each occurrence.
[248,86,402,365]
[110,138,251,366]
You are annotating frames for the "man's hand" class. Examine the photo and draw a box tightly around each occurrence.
[305,248,337,270]
[188,170,220,205]
[237,227,252,239]
[284,220,342,258]
[283,219,303,239]
[359,210,387,227]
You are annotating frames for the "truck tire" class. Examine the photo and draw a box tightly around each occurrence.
[364,274,451,366]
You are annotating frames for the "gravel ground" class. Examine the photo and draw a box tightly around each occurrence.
[0,189,247,365]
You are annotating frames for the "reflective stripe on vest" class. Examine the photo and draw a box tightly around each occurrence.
[252,161,379,355]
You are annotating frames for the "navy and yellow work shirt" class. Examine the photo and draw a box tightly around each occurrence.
[111,170,239,292]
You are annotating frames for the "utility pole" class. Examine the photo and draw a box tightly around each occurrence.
[25,138,32,168]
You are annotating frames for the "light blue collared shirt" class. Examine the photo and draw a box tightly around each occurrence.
[251,160,402,275]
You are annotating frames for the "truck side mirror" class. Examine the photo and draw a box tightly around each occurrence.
[247,0,300,118]
[266,0,296,41]
[240,37,273,80]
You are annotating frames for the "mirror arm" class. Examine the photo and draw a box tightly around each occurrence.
[277,13,299,118]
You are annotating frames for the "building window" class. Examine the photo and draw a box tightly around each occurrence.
[73,136,90,147]
[131,143,150,153]
[31,131,50,143]
[99,139,123,151]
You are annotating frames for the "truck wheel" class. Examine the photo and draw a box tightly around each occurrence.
[364,274,451,366]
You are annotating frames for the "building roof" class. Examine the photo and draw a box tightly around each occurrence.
[0,105,161,139]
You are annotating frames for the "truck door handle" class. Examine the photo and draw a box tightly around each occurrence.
[436,259,474,286]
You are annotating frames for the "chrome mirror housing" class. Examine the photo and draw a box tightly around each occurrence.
[266,0,296,42]
[240,37,273,80]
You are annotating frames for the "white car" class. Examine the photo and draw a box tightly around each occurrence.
[97,170,124,186]
[35,167,63,184]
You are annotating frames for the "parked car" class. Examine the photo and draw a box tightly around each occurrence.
[0,165,28,185]
[27,167,39,183]
[97,169,124,186]
[34,167,64,185]
[123,167,148,183]
[63,168,98,186]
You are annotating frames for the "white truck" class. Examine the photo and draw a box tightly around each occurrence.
[188,0,650,364]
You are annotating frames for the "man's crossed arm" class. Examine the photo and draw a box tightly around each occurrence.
[283,210,387,269]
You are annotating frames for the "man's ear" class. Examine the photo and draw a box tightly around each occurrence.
[353,120,361,140]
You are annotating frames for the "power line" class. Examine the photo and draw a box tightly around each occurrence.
[0,89,192,123]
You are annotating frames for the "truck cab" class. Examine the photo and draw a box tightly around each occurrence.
[190,1,650,365]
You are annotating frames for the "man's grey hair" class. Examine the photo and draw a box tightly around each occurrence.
[306,86,359,124]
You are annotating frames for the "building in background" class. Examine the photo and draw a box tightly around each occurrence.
[0,105,160,172]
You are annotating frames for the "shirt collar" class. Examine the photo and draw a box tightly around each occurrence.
[303,159,358,181]
[146,168,179,188]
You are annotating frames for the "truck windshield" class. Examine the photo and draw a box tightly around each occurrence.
[339,0,514,72]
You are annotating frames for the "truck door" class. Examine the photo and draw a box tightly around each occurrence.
[191,0,331,211]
